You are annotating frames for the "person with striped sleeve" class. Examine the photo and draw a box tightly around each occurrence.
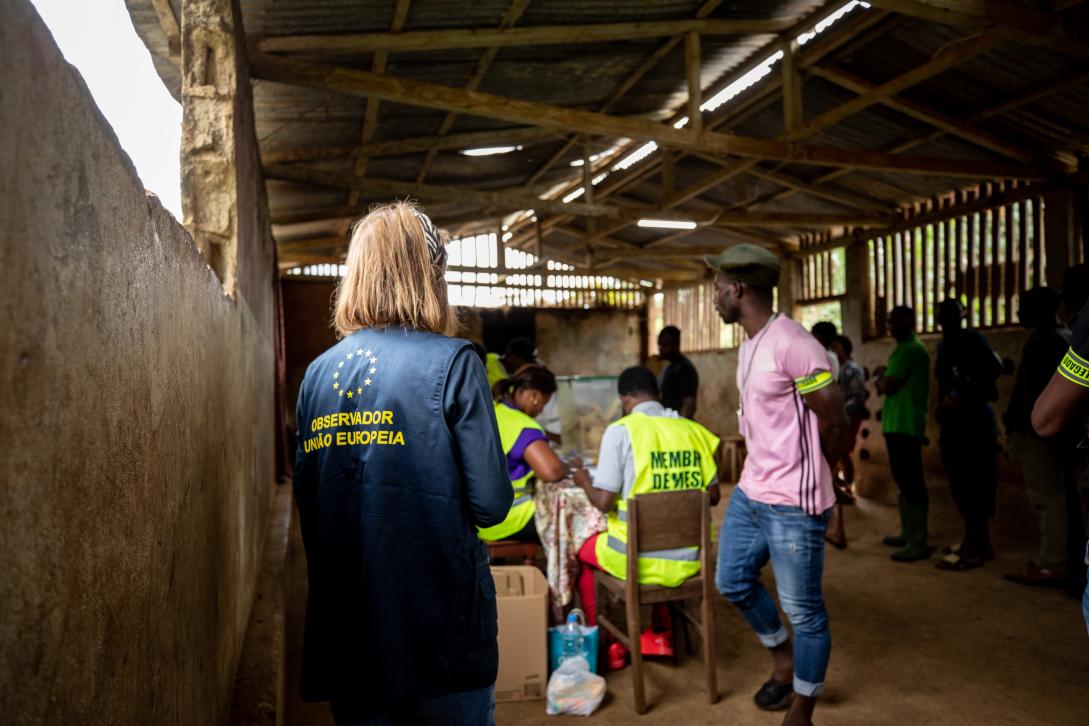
[705,245,849,726]
[1032,295,1089,635]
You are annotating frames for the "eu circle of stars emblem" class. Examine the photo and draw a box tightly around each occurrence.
[331,346,379,402]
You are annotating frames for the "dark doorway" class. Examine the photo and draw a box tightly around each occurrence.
[480,309,537,355]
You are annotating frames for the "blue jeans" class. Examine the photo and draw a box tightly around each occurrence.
[331,685,495,726]
[716,486,832,697]
[1083,543,1089,637]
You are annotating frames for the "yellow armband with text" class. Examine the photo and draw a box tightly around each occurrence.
[1058,348,1089,388]
[795,369,833,395]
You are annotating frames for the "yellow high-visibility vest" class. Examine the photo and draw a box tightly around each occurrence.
[596,412,719,587]
[485,353,507,389]
[477,402,541,541]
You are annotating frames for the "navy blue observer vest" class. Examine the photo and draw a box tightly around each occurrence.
[293,327,512,707]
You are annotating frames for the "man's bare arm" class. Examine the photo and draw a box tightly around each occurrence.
[803,383,850,468]
[1031,373,1089,438]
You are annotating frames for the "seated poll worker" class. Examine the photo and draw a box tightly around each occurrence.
[293,202,512,726]
[479,365,567,544]
[571,366,721,664]
[1032,297,1089,635]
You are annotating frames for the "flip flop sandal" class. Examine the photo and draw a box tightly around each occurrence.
[936,552,984,571]
[753,677,793,711]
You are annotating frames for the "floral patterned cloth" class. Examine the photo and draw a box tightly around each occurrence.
[534,479,608,621]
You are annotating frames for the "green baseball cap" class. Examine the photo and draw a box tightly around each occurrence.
[703,244,781,286]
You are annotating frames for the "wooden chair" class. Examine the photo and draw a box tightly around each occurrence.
[486,539,540,565]
[593,489,716,714]
[720,435,747,484]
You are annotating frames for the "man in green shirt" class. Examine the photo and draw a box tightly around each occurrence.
[875,306,932,562]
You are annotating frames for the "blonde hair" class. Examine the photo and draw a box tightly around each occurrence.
[334,201,454,336]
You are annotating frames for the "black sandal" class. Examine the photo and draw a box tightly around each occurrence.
[754,677,793,711]
[936,552,984,571]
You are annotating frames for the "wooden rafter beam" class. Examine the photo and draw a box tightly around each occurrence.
[865,0,1089,58]
[509,7,898,247]
[343,0,411,215]
[808,65,1059,165]
[711,211,891,227]
[279,253,345,270]
[266,162,895,229]
[523,0,726,189]
[788,29,1008,141]
[255,18,795,55]
[261,126,556,164]
[524,0,869,194]
[266,163,635,219]
[546,11,1020,245]
[278,236,346,254]
[249,53,1048,179]
[797,176,1067,254]
[758,67,1089,209]
[272,206,502,232]
[415,0,533,185]
[740,163,893,212]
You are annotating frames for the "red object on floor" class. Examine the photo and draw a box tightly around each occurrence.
[640,627,674,657]
[607,641,628,670]
[576,533,603,625]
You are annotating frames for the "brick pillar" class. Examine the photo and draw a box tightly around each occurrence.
[181,0,245,294]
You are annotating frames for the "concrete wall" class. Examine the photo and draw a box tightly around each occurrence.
[0,1,277,723]
[689,349,741,440]
[536,309,642,376]
[851,328,1030,501]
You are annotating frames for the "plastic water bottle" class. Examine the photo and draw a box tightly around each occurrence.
[560,609,585,663]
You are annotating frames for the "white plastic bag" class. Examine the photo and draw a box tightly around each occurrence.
[545,655,606,716]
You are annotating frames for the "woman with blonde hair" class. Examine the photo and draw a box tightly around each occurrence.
[293,201,511,725]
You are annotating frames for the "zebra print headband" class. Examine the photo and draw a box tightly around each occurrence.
[412,208,446,267]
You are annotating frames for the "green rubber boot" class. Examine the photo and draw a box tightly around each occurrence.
[891,500,930,562]
[882,496,908,547]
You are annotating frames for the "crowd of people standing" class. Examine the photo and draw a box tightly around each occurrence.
[288,201,1088,725]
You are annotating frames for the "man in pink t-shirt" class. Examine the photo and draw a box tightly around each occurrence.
[705,244,848,726]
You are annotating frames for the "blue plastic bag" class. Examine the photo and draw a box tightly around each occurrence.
[548,610,599,674]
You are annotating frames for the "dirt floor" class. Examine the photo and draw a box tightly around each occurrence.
[284,482,1089,726]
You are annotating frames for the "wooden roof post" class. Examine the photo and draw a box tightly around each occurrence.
[778,255,800,320]
[843,228,870,343]
[685,31,703,135]
[1043,186,1076,289]
[782,39,803,133]
[661,149,675,203]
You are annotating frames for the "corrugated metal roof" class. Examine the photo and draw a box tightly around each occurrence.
[125,0,1089,279]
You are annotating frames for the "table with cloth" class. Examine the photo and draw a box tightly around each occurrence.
[533,478,607,621]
